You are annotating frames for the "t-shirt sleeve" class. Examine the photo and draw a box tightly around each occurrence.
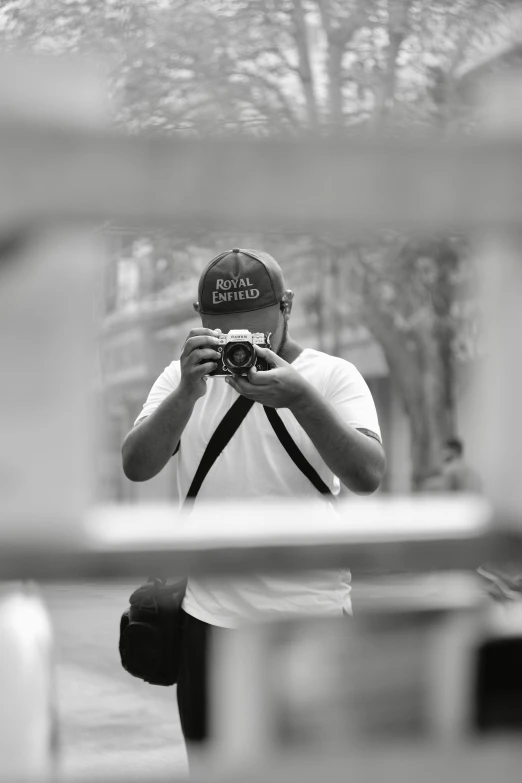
[134,361,181,426]
[325,359,382,442]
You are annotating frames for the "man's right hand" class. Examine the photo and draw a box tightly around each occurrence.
[178,328,222,401]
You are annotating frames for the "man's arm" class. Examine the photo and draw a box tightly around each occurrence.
[290,384,385,495]
[122,385,197,482]
[122,327,221,482]
[226,348,385,495]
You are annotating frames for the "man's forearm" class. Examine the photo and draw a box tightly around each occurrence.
[289,385,385,495]
[122,385,197,482]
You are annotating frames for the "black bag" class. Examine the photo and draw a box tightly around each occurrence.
[119,577,187,686]
[119,395,255,686]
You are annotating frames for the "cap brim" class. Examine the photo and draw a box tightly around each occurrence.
[200,303,280,335]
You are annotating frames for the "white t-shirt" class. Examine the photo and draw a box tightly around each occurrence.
[135,348,381,628]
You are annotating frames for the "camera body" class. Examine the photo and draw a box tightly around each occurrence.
[208,329,271,377]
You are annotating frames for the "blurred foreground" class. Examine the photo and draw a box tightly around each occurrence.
[41,582,188,779]
[39,573,499,777]
[1,19,522,778]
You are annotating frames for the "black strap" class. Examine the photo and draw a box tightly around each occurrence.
[183,395,255,507]
[263,406,335,500]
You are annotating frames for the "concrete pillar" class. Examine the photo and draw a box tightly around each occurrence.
[0,53,108,777]
[0,54,107,527]
[473,70,522,525]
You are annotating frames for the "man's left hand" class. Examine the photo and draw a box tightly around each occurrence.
[225,346,309,409]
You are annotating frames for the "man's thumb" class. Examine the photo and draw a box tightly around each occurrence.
[255,345,285,366]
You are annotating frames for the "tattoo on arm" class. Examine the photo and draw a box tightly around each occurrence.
[356,427,382,445]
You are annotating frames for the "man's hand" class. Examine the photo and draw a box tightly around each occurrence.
[225,346,310,409]
[228,346,385,494]
[179,328,221,401]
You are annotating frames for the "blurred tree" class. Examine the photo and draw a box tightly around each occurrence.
[1,0,517,486]
[317,233,481,487]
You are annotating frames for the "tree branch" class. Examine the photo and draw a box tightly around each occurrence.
[316,0,369,127]
[316,0,368,47]
[224,69,301,128]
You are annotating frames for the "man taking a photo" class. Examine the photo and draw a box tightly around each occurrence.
[122,248,385,749]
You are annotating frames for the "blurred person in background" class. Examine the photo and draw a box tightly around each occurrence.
[121,248,385,755]
[441,437,482,493]
[420,468,447,493]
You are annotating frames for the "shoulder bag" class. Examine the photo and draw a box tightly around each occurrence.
[118,395,254,686]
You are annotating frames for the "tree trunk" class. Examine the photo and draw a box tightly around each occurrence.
[316,0,368,130]
[315,261,327,352]
[327,41,344,127]
[351,241,459,490]
[291,0,319,130]
[362,302,455,490]
[373,31,403,122]
[329,248,343,355]
[374,0,410,124]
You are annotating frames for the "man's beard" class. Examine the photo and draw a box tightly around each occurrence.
[276,319,288,357]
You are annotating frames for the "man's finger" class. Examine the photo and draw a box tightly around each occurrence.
[247,367,279,385]
[194,361,218,378]
[226,375,249,392]
[254,345,286,367]
[185,328,221,343]
[182,334,221,356]
[226,375,256,397]
[191,347,221,363]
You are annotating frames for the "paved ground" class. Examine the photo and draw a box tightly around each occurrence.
[38,575,475,778]
[40,582,188,779]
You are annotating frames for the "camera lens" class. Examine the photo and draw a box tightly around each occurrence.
[224,342,254,370]
[229,345,249,365]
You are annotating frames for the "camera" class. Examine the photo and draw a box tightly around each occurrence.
[208,330,271,377]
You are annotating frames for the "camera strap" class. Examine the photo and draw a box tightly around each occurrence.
[263,406,336,502]
[183,395,255,507]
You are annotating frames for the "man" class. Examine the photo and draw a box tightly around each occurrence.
[441,437,481,493]
[122,248,385,749]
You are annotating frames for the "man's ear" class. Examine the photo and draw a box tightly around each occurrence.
[281,290,294,316]
[193,300,201,313]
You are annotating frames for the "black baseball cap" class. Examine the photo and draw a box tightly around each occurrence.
[197,248,286,331]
